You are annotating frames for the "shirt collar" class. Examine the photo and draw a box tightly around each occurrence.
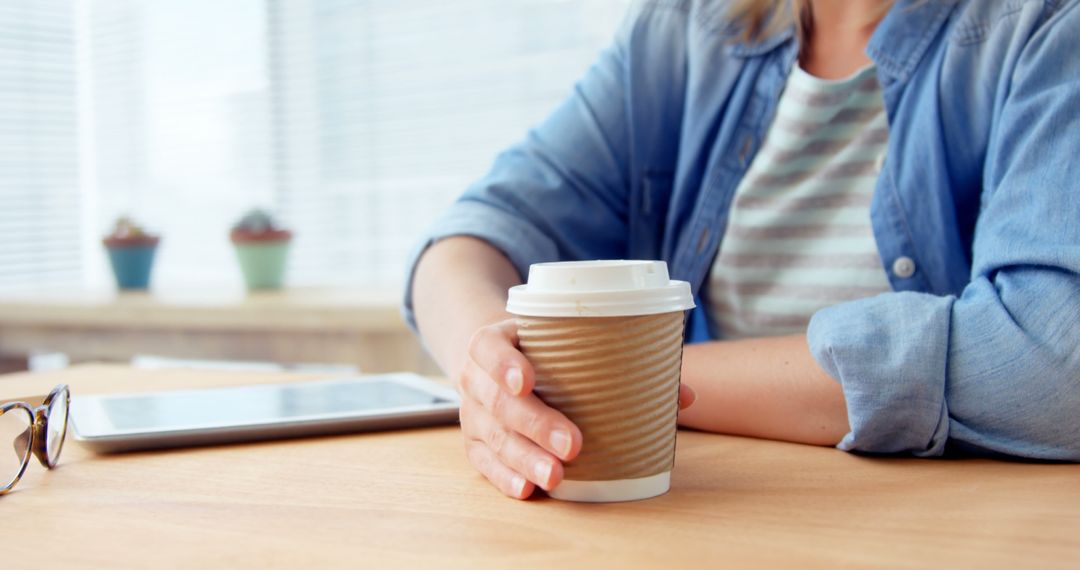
[728,26,795,57]
[726,0,959,85]
[867,0,959,84]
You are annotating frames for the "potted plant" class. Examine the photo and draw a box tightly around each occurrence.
[102,216,160,290]
[230,209,292,290]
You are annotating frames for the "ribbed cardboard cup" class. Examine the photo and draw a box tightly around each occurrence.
[507,260,694,502]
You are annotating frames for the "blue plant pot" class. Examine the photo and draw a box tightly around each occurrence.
[106,243,158,290]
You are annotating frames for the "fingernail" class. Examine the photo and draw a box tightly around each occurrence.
[533,460,553,488]
[550,429,572,458]
[511,475,527,497]
[682,385,697,408]
[505,367,523,394]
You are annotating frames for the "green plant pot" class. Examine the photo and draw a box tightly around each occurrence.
[233,240,290,290]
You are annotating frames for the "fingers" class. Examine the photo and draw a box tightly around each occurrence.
[460,358,581,461]
[678,383,697,410]
[465,439,536,499]
[466,320,534,396]
[461,399,564,495]
[458,318,584,500]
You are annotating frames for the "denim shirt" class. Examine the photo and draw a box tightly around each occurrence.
[403,0,1080,460]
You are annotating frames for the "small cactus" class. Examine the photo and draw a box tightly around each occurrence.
[230,208,292,242]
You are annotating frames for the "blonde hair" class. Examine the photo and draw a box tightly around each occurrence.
[726,0,802,43]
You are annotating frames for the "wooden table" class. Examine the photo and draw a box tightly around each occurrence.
[2,365,1078,569]
[0,288,438,374]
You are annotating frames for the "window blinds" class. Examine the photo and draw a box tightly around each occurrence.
[0,0,82,292]
[9,0,628,292]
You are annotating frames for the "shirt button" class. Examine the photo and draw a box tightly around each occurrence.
[696,228,711,254]
[738,135,754,166]
[874,151,886,173]
[892,256,916,278]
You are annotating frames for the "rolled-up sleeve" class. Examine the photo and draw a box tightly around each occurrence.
[401,5,664,331]
[808,3,1080,461]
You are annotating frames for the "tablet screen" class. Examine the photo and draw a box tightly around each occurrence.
[100,378,454,431]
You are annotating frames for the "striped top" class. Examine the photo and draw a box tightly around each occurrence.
[707,64,892,340]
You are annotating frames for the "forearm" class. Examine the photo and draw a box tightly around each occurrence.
[678,335,849,446]
[411,236,523,376]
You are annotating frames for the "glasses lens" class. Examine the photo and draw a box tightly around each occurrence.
[45,389,69,465]
[1,406,33,490]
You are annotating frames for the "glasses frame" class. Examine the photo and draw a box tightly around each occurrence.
[0,384,70,495]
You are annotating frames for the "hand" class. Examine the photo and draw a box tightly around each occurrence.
[457,319,580,499]
[457,318,697,499]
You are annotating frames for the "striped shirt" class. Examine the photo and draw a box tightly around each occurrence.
[708,64,892,340]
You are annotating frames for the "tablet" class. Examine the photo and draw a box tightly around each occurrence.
[69,373,460,453]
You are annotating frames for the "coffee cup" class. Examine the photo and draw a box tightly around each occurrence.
[506,260,694,502]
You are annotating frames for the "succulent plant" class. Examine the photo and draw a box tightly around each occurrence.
[103,215,159,246]
[232,209,275,233]
[113,216,144,236]
[230,208,292,242]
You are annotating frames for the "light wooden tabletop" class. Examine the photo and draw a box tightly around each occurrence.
[2,365,1078,569]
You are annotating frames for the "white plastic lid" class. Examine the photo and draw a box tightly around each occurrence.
[505,260,695,317]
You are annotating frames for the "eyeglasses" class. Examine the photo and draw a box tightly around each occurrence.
[0,384,70,495]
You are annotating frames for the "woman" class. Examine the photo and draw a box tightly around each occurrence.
[406,0,1080,499]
